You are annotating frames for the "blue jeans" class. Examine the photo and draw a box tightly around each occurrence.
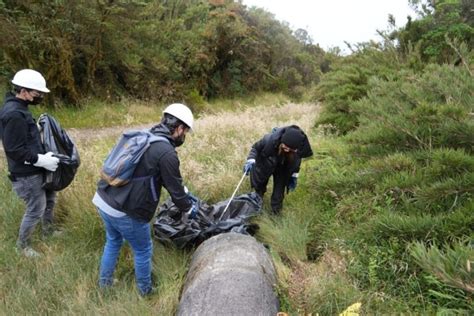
[97,208,153,295]
[12,173,57,248]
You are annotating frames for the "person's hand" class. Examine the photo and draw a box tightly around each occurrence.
[243,159,256,175]
[184,186,199,203]
[34,152,59,172]
[188,192,198,203]
[187,202,199,219]
[287,173,298,192]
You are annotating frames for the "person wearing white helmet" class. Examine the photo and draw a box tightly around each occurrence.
[161,102,194,145]
[93,102,199,296]
[0,69,60,258]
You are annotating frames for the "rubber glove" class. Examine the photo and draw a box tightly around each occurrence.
[187,202,199,219]
[188,193,198,203]
[33,152,59,172]
[287,173,298,192]
[184,186,198,203]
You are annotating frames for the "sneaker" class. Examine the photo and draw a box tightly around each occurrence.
[51,230,64,237]
[18,247,41,258]
[43,229,64,238]
[140,286,158,297]
[99,278,119,289]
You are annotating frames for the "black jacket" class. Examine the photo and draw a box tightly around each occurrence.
[0,93,45,177]
[97,124,192,222]
[247,125,313,186]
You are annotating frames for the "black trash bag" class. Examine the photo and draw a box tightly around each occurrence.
[38,114,80,191]
[153,192,262,248]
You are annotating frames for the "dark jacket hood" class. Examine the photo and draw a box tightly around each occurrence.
[4,92,29,108]
[149,123,176,146]
[262,125,313,159]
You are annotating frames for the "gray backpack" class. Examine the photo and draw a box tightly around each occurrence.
[100,130,169,186]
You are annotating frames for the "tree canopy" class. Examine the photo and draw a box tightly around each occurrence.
[0,0,325,106]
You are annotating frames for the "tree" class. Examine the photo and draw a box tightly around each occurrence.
[396,0,474,63]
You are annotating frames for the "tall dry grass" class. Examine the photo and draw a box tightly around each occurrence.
[0,101,320,315]
[181,102,319,201]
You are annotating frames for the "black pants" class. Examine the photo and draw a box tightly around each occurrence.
[250,164,291,214]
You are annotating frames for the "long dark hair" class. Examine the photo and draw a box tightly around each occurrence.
[160,113,185,134]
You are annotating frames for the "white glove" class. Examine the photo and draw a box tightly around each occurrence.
[34,152,59,172]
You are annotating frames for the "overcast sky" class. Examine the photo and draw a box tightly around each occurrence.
[241,0,417,51]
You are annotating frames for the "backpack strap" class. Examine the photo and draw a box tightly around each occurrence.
[131,132,170,202]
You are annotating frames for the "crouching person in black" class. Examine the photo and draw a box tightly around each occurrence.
[243,125,313,214]
[0,69,59,258]
[92,103,199,296]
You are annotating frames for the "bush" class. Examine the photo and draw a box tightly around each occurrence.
[349,64,474,153]
[409,239,474,311]
[303,87,473,311]
[359,202,474,244]
[314,45,404,134]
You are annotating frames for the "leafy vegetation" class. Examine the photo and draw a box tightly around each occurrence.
[0,102,319,315]
[300,1,473,313]
[397,0,474,64]
[0,0,473,314]
[0,0,325,106]
[27,92,289,128]
[314,46,402,134]
[314,0,473,135]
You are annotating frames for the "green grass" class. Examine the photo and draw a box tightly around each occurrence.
[1,95,472,314]
[29,92,290,129]
[0,100,319,314]
[30,99,166,129]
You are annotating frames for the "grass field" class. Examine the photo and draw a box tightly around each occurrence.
[0,100,320,315]
[3,93,471,314]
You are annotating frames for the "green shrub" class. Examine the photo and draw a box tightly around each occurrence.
[315,45,404,134]
[424,148,474,179]
[414,173,474,213]
[410,239,473,293]
[287,85,306,102]
[361,204,472,243]
[256,212,311,263]
[183,89,207,114]
[302,121,472,312]
[409,239,474,311]
[350,65,474,153]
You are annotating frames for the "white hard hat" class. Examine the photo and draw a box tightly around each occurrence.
[11,69,50,93]
[163,103,194,131]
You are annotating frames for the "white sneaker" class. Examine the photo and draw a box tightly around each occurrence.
[43,229,64,238]
[51,230,64,238]
[21,247,41,258]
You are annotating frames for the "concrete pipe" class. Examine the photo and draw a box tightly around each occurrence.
[177,232,279,316]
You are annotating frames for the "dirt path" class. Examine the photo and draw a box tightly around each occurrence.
[1,102,320,154]
[58,102,321,143]
[66,124,152,142]
[0,124,154,158]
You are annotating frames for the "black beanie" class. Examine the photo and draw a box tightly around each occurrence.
[281,127,304,149]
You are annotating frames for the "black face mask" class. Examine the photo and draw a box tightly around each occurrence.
[174,133,186,147]
[31,95,44,105]
[27,95,44,105]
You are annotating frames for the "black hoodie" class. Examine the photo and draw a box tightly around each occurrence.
[247,125,313,188]
[96,124,192,222]
[0,93,45,177]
